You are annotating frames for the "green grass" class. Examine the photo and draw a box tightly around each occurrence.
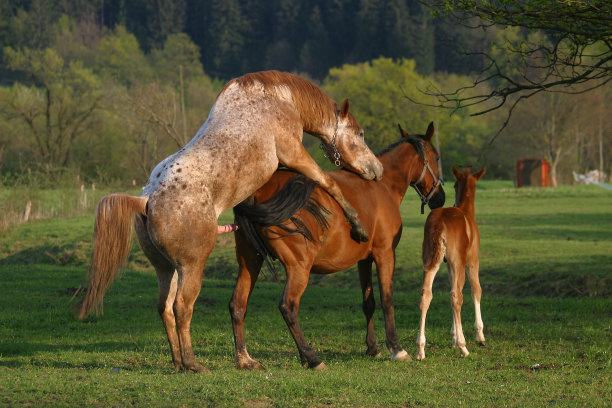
[0,182,611,407]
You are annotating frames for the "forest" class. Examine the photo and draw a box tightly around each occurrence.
[0,0,610,187]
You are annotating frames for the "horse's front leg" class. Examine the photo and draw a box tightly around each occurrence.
[374,250,411,362]
[276,142,369,242]
[358,259,380,357]
[279,268,326,370]
[229,230,265,370]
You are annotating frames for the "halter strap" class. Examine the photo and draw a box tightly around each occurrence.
[411,159,442,214]
[320,110,342,167]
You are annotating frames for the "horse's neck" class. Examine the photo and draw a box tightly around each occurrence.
[294,97,336,137]
[457,191,476,220]
[378,145,419,205]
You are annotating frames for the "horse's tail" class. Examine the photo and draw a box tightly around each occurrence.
[422,215,446,271]
[73,193,148,319]
[233,174,330,271]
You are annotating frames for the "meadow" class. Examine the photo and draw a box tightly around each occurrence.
[0,181,610,407]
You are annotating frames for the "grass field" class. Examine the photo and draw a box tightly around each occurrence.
[0,181,611,407]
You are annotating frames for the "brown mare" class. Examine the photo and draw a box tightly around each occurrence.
[417,166,486,360]
[230,122,445,370]
[73,71,383,373]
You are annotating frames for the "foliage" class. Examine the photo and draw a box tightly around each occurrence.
[423,0,612,119]
[323,58,501,177]
[2,46,104,174]
[0,1,610,185]
[94,25,152,86]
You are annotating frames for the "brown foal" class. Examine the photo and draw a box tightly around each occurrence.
[417,166,486,360]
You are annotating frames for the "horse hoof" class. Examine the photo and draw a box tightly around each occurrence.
[312,362,327,370]
[237,359,265,370]
[460,347,470,357]
[477,340,486,347]
[184,363,211,374]
[392,349,412,362]
[415,349,426,361]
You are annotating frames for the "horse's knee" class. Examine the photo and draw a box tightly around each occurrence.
[362,297,375,316]
[279,300,297,324]
[229,299,246,323]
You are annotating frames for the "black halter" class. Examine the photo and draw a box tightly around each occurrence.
[411,159,442,214]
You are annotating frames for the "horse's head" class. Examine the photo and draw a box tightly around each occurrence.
[322,99,383,181]
[452,166,486,207]
[398,122,445,212]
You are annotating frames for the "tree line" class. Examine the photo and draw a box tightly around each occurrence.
[0,0,610,188]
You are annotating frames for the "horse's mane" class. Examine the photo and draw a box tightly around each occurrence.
[233,173,330,272]
[220,71,339,130]
[377,134,429,161]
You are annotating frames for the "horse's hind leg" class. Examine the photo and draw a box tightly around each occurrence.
[467,257,485,345]
[229,230,264,370]
[448,260,469,357]
[173,241,215,373]
[279,267,325,370]
[135,216,182,370]
[358,259,380,357]
[416,261,441,361]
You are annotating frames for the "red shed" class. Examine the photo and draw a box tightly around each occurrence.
[517,159,550,187]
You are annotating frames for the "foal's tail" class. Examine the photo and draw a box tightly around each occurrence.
[234,174,330,271]
[422,219,446,271]
[73,194,148,319]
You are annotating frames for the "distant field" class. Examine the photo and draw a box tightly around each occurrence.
[0,181,610,407]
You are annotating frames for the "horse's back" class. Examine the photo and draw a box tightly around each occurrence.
[425,207,470,264]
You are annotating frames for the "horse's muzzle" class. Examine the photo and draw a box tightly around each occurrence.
[361,160,384,181]
[428,186,445,209]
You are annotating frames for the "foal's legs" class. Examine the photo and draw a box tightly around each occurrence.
[279,267,325,370]
[448,260,469,357]
[467,257,486,345]
[229,230,264,370]
[374,251,410,362]
[358,259,380,357]
[416,261,441,360]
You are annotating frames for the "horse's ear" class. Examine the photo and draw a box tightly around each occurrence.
[452,165,462,179]
[424,122,435,141]
[397,123,409,138]
[340,99,350,117]
[473,167,487,180]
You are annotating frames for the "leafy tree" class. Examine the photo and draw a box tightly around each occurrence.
[324,58,428,152]
[149,33,204,86]
[324,57,499,178]
[2,46,104,174]
[94,25,152,86]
